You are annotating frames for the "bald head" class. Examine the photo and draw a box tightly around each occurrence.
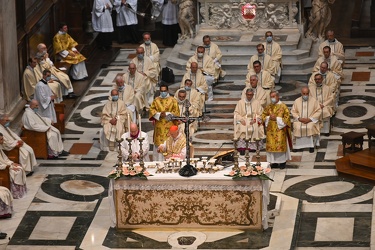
[111,89,119,96]
[30,99,39,109]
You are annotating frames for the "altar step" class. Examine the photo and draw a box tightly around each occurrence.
[335,148,375,182]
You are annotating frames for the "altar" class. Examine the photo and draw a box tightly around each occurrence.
[110,163,270,230]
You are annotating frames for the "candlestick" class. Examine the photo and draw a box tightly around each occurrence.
[127,113,131,132]
[126,137,134,168]
[116,138,124,171]
[138,137,145,170]
[244,138,251,168]
[138,114,142,132]
[232,137,239,171]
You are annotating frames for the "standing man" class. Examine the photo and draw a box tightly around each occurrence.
[202,35,226,81]
[22,100,69,159]
[161,0,180,46]
[53,22,88,80]
[120,122,150,162]
[291,86,322,153]
[123,63,146,114]
[35,69,57,123]
[262,31,282,83]
[113,0,139,44]
[234,88,264,153]
[243,75,269,108]
[0,115,38,175]
[140,32,161,77]
[149,84,180,161]
[100,89,133,151]
[113,75,136,121]
[92,0,114,50]
[262,91,292,169]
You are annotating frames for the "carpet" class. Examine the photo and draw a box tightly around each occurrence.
[355,51,374,57]
[69,143,93,155]
[351,72,371,81]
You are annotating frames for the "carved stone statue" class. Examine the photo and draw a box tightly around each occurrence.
[305,0,336,40]
[178,0,195,42]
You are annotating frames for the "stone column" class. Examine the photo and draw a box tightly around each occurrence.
[0,1,24,117]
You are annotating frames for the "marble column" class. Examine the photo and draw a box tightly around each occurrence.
[0,1,24,117]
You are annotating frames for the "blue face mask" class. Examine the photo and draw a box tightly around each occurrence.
[185,86,191,91]
[271,98,277,104]
[4,121,10,128]
[118,86,125,91]
[302,95,309,101]
[33,108,38,112]
[205,44,210,48]
[137,54,144,60]
[45,76,51,81]
[145,40,151,45]
[266,36,272,43]
[112,95,119,101]
[160,92,168,98]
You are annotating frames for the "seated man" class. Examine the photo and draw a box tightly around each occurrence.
[0,186,12,219]
[0,115,37,174]
[318,30,345,62]
[262,31,282,83]
[313,46,343,81]
[248,44,276,76]
[140,32,161,77]
[157,125,186,160]
[113,75,136,121]
[0,133,27,199]
[234,88,264,153]
[186,46,215,101]
[22,100,69,159]
[123,63,146,114]
[247,61,275,105]
[120,122,150,162]
[309,74,335,136]
[174,87,200,136]
[308,61,338,94]
[23,58,62,102]
[291,86,322,153]
[53,22,88,80]
[100,89,133,151]
[202,35,226,81]
[242,74,269,108]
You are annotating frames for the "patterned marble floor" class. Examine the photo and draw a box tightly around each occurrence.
[0,47,375,250]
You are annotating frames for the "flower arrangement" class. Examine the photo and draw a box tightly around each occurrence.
[225,164,273,181]
[108,164,152,180]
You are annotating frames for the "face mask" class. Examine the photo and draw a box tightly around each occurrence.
[258,53,264,57]
[118,86,125,91]
[112,95,119,101]
[205,45,210,48]
[271,98,277,104]
[33,108,38,112]
[185,86,191,91]
[4,121,10,128]
[266,36,272,43]
[145,40,151,45]
[160,92,168,98]
[197,53,204,58]
[137,54,144,60]
[302,95,309,101]
[45,76,51,81]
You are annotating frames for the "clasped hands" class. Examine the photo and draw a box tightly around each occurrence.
[110,117,117,125]
[298,117,312,124]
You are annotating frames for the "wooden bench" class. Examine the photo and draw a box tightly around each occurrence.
[54,102,66,134]
[0,166,11,190]
[4,147,20,164]
[21,128,48,159]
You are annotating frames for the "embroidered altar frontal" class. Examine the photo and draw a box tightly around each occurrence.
[114,178,263,229]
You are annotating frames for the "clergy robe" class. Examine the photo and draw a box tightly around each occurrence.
[23,66,62,102]
[123,71,146,112]
[92,0,114,32]
[0,186,12,216]
[246,71,275,106]
[318,39,345,62]
[291,96,322,148]
[241,86,268,108]
[35,79,57,123]
[308,84,334,120]
[186,55,215,83]
[204,42,224,80]
[159,133,187,160]
[38,60,73,91]
[22,107,64,156]
[140,42,161,76]
[113,0,139,43]
[0,125,37,173]
[174,88,201,135]
[149,95,180,146]
[308,71,338,94]
[130,56,158,86]
[120,131,150,162]
[313,55,343,80]
[0,150,27,199]
[262,41,282,76]
[262,100,292,163]
[234,98,264,142]
[247,54,276,76]
[100,99,132,151]
[111,84,136,121]
[53,31,88,80]
[180,70,208,94]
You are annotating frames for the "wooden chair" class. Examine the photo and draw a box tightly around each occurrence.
[54,102,66,134]
[4,147,20,164]
[22,128,48,159]
[0,166,11,190]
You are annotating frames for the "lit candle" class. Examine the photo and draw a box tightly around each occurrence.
[127,113,131,133]
[138,114,142,132]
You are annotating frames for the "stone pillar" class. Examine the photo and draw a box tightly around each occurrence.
[0,1,24,117]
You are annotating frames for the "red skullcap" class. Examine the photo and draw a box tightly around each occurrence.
[169,125,179,132]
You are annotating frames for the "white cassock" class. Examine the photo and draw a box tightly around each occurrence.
[114,0,138,26]
[0,186,13,216]
[120,131,150,162]
[0,125,37,172]
[35,79,57,123]
[92,0,114,32]
[0,150,27,199]
[22,107,64,156]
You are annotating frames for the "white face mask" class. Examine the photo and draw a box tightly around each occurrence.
[197,53,204,58]
[271,98,277,104]
[302,95,309,101]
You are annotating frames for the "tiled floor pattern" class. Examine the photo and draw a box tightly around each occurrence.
[1,48,375,249]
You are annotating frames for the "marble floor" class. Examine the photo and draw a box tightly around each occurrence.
[0,46,375,250]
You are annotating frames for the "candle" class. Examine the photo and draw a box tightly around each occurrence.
[138,114,142,132]
[127,113,131,132]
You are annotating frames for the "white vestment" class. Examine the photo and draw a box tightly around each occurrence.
[123,71,146,112]
[120,131,150,162]
[92,0,114,32]
[140,42,161,76]
[114,0,138,26]
[35,79,57,123]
